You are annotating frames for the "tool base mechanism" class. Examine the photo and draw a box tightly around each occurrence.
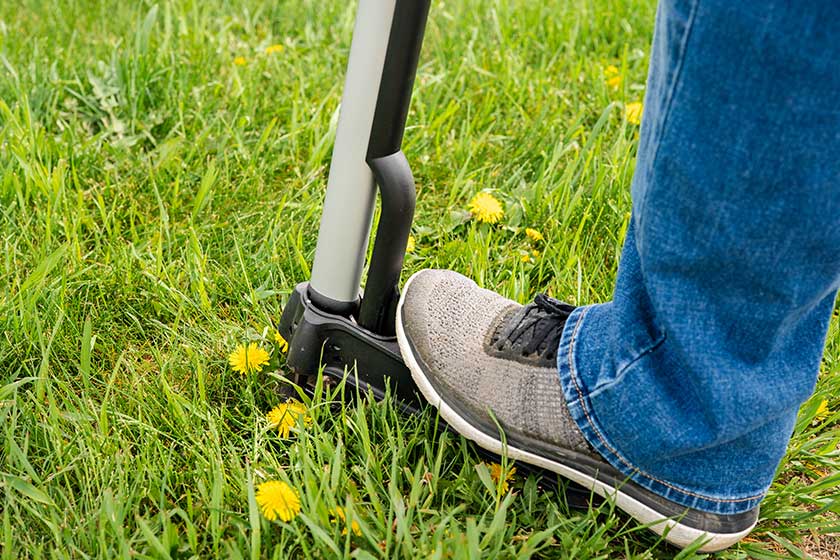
[278,282,424,410]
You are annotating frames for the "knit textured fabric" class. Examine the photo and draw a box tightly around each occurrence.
[400,269,592,454]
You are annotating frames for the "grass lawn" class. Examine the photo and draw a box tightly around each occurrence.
[1,0,838,557]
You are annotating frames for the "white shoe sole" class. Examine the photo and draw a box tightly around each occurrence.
[395,270,756,553]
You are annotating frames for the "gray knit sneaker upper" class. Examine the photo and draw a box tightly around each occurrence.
[399,269,592,454]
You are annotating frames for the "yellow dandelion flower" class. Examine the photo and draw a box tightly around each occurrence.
[815,399,829,420]
[256,480,301,522]
[265,44,284,55]
[625,102,643,125]
[487,462,516,493]
[604,65,622,89]
[274,331,289,353]
[606,75,622,89]
[604,65,620,77]
[524,228,544,242]
[406,234,416,253]
[229,342,270,375]
[266,400,311,437]
[468,192,504,224]
[531,249,541,258]
[233,56,247,66]
[520,253,532,263]
[330,506,362,536]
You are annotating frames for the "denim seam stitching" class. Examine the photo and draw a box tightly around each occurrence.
[637,0,700,229]
[566,307,764,504]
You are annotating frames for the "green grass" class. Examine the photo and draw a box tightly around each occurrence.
[0,0,837,557]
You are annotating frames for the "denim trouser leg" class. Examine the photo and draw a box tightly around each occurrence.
[556,0,840,514]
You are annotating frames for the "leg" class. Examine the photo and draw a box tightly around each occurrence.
[396,0,840,551]
[562,0,840,511]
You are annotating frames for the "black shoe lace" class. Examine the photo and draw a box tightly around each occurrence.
[492,294,575,362]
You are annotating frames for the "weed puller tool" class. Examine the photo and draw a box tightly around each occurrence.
[277,0,600,508]
[278,0,428,407]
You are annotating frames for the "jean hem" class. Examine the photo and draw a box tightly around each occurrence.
[556,305,766,516]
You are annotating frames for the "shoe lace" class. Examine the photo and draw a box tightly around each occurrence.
[493,294,575,362]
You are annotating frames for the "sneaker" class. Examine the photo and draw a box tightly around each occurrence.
[395,269,758,552]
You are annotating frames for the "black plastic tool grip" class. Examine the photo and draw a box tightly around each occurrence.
[358,152,416,334]
[358,0,431,335]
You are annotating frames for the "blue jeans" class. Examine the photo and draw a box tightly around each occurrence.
[556,0,840,515]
